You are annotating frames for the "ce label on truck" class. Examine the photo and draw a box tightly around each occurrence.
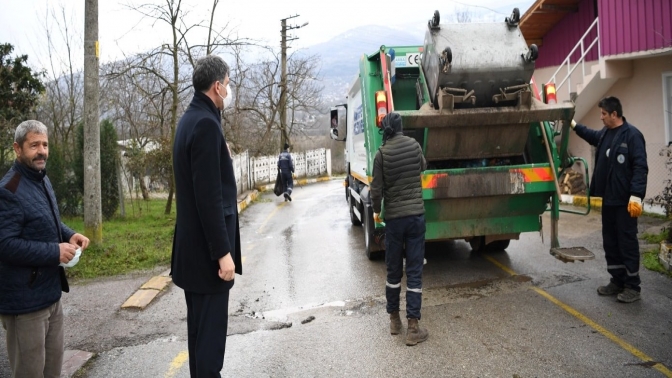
[395,53,421,67]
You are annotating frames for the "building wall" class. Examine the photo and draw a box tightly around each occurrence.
[535,55,672,200]
[533,60,599,101]
[535,0,598,69]
[598,0,672,56]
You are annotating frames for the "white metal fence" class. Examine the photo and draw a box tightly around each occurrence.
[242,148,332,194]
[120,148,332,197]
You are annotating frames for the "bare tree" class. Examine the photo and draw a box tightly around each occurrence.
[36,5,84,159]
[109,0,248,214]
[224,47,323,156]
[101,56,177,201]
[455,7,472,23]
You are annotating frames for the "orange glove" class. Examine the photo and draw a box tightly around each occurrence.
[627,196,642,218]
[373,212,383,223]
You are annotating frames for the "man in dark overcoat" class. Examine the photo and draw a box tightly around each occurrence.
[171,54,242,377]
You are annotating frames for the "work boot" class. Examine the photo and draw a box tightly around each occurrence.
[389,311,402,335]
[617,288,641,303]
[597,282,624,296]
[405,318,428,346]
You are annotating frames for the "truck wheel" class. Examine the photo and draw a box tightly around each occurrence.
[487,239,510,251]
[344,177,349,202]
[363,205,382,260]
[349,193,362,226]
[469,236,486,252]
[432,10,440,27]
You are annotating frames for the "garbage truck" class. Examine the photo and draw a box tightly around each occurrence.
[329,9,595,261]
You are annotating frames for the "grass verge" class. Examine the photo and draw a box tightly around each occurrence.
[63,199,175,280]
[641,228,672,277]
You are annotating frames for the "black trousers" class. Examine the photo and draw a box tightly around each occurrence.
[384,214,426,319]
[601,205,641,291]
[280,170,293,195]
[184,290,230,377]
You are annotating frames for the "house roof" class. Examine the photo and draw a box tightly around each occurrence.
[520,0,582,47]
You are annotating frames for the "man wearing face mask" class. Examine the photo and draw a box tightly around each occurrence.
[172,55,242,377]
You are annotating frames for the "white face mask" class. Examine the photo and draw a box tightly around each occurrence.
[219,83,232,109]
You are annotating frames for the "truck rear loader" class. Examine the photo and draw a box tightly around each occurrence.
[330,10,594,262]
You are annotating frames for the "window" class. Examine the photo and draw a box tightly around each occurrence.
[665,72,672,145]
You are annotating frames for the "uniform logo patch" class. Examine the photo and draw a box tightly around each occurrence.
[617,154,625,164]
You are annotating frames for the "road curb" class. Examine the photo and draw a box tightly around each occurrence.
[560,194,602,210]
[121,270,172,310]
[61,349,94,377]
[560,194,665,216]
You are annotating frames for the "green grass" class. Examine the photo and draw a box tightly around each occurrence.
[63,199,175,280]
[641,229,669,244]
[642,249,672,277]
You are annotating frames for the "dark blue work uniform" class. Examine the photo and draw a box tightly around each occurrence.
[574,118,648,292]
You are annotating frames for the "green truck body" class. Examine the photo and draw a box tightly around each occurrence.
[330,10,592,261]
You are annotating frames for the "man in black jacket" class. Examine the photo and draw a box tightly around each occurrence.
[172,55,242,377]
[371,112,428,346]
[0,120,90,377]
[572,96,648,303]
[277,143,294,201]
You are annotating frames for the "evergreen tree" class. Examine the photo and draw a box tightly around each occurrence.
[48,140,81,216]
[100,119,119,220]
[74,120,119,219]
[0,43,45,172]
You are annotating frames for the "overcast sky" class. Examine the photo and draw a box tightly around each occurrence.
[1,0,534,73]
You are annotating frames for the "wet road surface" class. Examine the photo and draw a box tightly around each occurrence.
[1,179,671,377]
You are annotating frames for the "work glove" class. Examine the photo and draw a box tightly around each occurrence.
[570,119,577,129]
[627,196,643,218]
[373,212,383,223]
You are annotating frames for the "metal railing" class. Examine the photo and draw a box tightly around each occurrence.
[547,18,601,96]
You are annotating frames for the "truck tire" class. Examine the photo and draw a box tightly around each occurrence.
[470,237,511,252]
[344,177,349,202]
[487,239,510,251]
[349,192,362,226]
[469,236,486,252]
[363,204,383,260]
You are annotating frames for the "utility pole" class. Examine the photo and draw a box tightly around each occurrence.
[84,0,102,244]
[279,15,308,151]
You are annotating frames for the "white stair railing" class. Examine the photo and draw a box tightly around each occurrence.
[547,17,600,96]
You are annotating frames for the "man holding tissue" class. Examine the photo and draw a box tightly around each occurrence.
[0,120,89,377]
[571,97,648,303]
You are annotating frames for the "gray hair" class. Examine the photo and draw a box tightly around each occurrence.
[15,120,48,146]
[192,55,230,92]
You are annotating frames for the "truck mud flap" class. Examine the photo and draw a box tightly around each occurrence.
[550,247,595,263]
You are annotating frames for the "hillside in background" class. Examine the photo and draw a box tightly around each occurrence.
[304,24,425,102]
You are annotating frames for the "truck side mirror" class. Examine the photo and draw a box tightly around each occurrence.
[330,107,346,141]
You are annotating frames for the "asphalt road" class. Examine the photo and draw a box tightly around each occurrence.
[1,179,671,377]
